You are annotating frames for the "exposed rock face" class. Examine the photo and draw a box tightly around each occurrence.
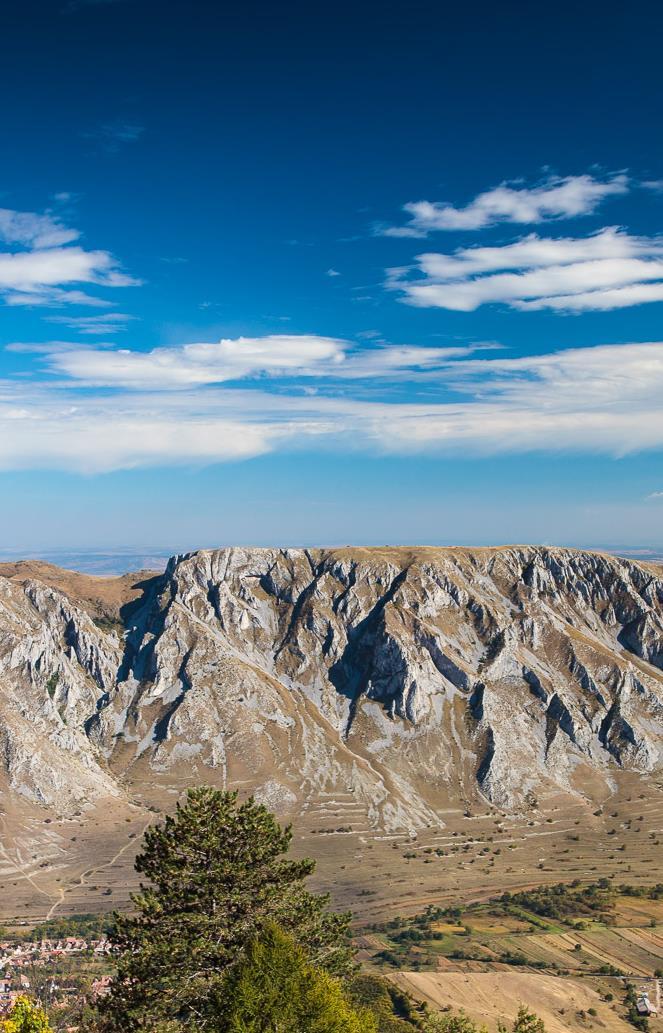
[0,547,661,827]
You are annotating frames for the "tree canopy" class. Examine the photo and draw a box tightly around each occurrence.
[220,923,376,1033]
[95,786,354,1032]
[504,1006,546,1033]
[0,996,53,1033]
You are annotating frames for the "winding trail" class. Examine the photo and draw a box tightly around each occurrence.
[44,819,152,921]
[0,842,59,904]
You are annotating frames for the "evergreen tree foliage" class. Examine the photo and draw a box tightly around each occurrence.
[346,974,422,1032]
[219,923,376,1033]
[0,996,53,1033]
[95,787,354,1032]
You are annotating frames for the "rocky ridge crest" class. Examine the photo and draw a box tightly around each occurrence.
[0,546,661,829]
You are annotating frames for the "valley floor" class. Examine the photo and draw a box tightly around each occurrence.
[1,772,661,929]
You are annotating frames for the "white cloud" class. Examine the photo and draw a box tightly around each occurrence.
[0,208,139,309]
[381,174,628,237]
[439,340,663,408]
[390,228,663,312]
[515,282,663,311]
[5,340,118,355]
[0,246,137,292]
[48,335,348,387]
[361,341,663,456]
[43,335,498,389]
[409,228,651,279]
[6,289,119,308]
[3,338,663,472]
[647,491,663,500]
[0,208,79,248]
[0,398,276,474]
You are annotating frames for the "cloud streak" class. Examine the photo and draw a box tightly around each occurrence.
[389,228,663,312]
[48,335,348,387]
[85,120,145,153]
[381,173,629,237]
[43,335,499,389]
[2,337,663,472]
[46,312,135,334]
[0,208,79,248]
[0,205,139,309]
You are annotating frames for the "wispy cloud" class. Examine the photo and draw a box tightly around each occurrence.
[0,208,79,248]
[0,386,275,473]
[389,228,663,312]
[85,120,144,153]
[2,337,663,472]
[380,173,628,237]
[0,205,139,309]
[647,491,663,500]
[46,335,346,388]
[46,312,135,334]
[5,340,118,355]
[43,335,496,389]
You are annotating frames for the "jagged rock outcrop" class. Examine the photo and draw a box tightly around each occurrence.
[0,546,661,826]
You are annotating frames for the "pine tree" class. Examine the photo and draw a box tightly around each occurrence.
[95,786,354,1032]
[220,923,376,1033]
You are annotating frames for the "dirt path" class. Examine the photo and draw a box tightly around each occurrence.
[44,820,152,921]
[0,843,61,906]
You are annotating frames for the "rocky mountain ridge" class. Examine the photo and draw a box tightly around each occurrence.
[0,546,662,831]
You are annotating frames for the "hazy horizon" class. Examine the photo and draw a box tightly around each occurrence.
[2,541,662,577]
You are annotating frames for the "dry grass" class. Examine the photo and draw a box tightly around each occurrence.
[390,972,652,1033]
[1,769,662,927]
[0,559,158,625]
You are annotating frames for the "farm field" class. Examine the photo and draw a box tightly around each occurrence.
[360,885,663,977]
[359,881,663,1030]
[390,972,653,1033]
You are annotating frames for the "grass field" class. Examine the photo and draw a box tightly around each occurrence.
[1,761,661,928]
[359,886,663,977]
[390,972,649,1033]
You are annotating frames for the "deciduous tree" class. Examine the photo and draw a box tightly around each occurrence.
[423,1011,487,1033]
[0,996,53,1033]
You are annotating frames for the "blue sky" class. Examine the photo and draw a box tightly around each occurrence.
[1,0,662,553]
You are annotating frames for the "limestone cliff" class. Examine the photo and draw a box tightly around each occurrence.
[0,546,661,829]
